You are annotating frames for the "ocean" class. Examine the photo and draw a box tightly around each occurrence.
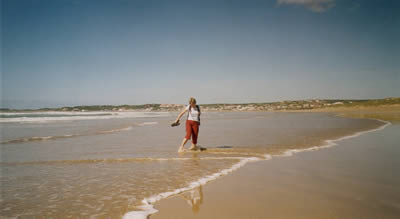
[0,111,385,218]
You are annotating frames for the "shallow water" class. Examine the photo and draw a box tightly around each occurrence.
[0,111,383,218]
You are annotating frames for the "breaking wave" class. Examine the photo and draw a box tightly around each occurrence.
[0,112,170,123]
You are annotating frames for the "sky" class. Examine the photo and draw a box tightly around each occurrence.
[1,0,399,109]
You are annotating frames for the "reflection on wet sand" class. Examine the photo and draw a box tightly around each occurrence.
[176,153,205,213]
[180,186,204,213]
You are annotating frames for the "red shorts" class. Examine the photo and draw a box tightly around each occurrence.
[185,120,200,144]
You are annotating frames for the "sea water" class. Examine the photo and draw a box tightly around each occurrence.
[0,111,384,218]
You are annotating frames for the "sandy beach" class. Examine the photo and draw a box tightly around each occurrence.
[301,105,400,124]
[152,122,400,219]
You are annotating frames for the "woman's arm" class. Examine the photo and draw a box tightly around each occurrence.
[175,108,188,122]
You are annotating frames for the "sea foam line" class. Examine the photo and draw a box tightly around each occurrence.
[123,119,391,219]
[1,126,134,145]
[1,122,161,144]
[273,119,391,158]
[0,112,170,123]
[137,122,158,126]
[123,157,262,219]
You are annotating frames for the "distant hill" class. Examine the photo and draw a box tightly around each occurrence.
[1,98,399,112]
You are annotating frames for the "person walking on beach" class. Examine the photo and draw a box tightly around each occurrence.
[174,97,201,152]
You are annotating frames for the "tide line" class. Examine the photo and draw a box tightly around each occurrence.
[123,157,262,219]
[273,119,391,158]
[0,156,245,166]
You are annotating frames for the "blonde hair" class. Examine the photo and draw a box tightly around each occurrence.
[189,97,197,105]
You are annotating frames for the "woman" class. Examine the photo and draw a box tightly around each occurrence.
[174,97,201,152]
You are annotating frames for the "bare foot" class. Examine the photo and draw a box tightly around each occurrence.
[178,148,186,153]
[189,146,198,151]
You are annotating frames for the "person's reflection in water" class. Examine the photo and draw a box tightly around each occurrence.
[181,186,204,213]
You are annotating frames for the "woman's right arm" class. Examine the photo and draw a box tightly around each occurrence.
[175,108,188,122]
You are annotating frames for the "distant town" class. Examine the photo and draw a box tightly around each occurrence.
[1,98,399,112]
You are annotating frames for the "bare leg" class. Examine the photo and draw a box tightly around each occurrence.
[178,138,189,152]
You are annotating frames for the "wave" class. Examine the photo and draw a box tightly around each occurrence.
[96,126,133,134]
[273,119,391,158]
[1,126,134,145]
[0,135,76,144]
[0,112,170,123]
[137,122,158,126]
[123,157,262,219]
[1,121,162,144]
[123,119,391,219]
[1,111,112,116]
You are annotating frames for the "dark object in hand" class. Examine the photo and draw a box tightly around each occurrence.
[171,120,180,127]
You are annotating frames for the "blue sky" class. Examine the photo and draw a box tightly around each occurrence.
[2,0,399,109]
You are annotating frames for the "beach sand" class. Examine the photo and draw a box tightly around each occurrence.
[304,105,400,124]
[152,123,400,219]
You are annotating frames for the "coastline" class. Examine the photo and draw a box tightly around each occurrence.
[151,119,399,219]
[123,115,391,219]
[2,98,399,115]
[287,105,400,124]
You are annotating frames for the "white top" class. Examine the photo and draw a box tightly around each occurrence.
[186,105,200,122]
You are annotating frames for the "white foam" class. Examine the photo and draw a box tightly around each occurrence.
[1,126,134,144]
[273,119,391,158]
[137,122,158,126]
[0,111,170,123]
[0,111,110,116]
[123,157,260,219]
[98,126,133,134]
[123,119,391,219]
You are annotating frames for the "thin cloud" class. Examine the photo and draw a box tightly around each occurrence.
[277,0,336,13]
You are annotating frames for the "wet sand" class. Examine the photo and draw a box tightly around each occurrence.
[152,124,400,219]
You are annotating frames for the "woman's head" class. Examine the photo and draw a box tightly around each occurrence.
[189,97,197,106]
